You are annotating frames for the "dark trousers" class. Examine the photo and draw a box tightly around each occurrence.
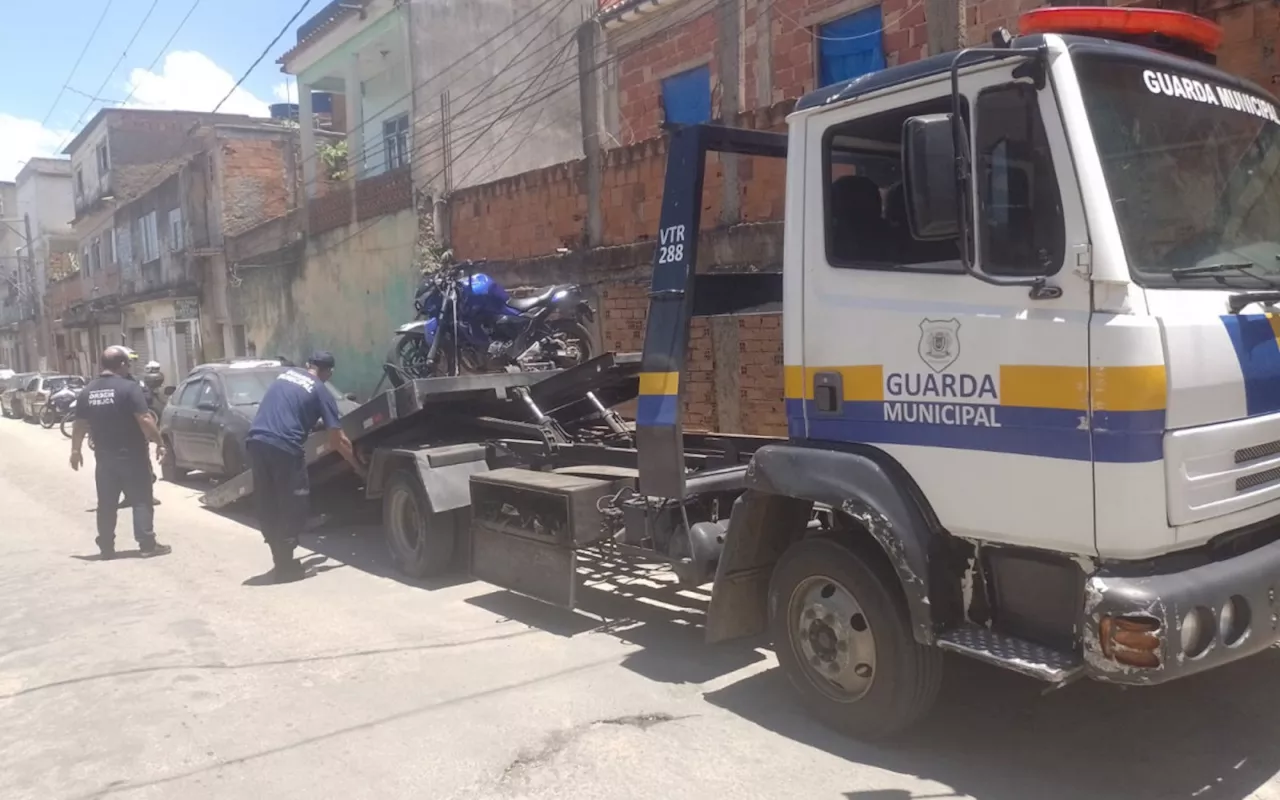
[247,439,309,566]
[95,450,155,549]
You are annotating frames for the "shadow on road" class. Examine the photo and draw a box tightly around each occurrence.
[198,484,1280,798]
[707,649,1280,800]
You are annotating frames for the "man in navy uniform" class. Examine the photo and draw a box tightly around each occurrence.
[70,346,171,559]
[246,351,362,582]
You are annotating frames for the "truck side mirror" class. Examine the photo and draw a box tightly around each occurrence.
[163,386,176,397]
[902,114,962,241]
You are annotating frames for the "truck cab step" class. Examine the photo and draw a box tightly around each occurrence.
[936,625,1082,683]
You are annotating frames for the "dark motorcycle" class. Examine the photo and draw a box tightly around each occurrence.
[393,260,595,379]
[42,384,81,429]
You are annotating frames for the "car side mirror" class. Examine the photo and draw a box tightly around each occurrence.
[345,393,357,402]
[163,386,176,397]
[902,113,962,240]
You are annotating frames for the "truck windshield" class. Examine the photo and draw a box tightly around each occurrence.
[1076,53,1280,287]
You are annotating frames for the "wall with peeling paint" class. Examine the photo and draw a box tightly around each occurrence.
[229,208,418,398]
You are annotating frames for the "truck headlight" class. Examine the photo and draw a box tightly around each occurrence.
[1180,607,1214,658]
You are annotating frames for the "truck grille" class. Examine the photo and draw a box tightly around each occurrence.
[1235,439,1280,464]
[1237,466,1280,492]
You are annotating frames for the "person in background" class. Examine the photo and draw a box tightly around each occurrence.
[70,346,171,559]
[245,351,363,582]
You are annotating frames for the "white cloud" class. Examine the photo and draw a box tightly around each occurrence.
[0,51,267,182]
[125,51,271,117]
[272,81,295,104]
[0,115,71,182]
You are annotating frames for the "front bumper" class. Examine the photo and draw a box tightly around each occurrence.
[1083,533,1280,685]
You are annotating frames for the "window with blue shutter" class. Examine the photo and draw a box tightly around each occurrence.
[818,6,886,88]
[661,65,712,125]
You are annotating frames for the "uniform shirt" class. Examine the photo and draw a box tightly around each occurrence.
[247,368,342,457]
[75,373,149,456]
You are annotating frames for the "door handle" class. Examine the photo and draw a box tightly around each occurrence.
[813,371,843,414]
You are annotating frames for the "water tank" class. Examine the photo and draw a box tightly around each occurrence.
[269,103,299,121]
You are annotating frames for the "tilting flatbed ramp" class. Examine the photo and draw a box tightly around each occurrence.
[199,354,640,509]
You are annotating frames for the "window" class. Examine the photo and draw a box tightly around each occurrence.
[89,237,101,274]
[817,6,886,88]
[232,325,247,358]
[75,168,84,199]
[195,380,219,408]
[139,211,160,263]
[383,114,409,172]
[824,97,963,271]
[106,228,116,265]
[96,142,110,176]
[175,380,202,407]
[974,82,1065,276]
[661,65,712,125]
[168,208,184,251]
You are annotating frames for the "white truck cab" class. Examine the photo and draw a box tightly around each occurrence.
[657,6,1280,737]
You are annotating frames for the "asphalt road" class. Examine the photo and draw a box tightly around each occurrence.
[3,417,1280,800]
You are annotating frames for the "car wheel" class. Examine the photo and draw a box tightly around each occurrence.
[160,436,187,482]
[221,439,245,478]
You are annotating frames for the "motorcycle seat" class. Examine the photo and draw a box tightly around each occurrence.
[508,286,560,312]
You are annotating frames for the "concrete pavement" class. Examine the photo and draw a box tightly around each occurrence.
[3,416,1280,800]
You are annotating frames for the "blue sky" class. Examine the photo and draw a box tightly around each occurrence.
[0,0,313,179]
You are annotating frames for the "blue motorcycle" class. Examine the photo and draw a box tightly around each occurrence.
[393,260,596,379]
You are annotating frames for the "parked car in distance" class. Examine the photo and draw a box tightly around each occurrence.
[14,374,85,420]
[1,373,37,418]
[159,360,359,480]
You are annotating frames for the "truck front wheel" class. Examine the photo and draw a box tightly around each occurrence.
[384,469,457,578]
[768,536,942,740]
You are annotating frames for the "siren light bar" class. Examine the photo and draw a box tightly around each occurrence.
[1018,7,1223,54]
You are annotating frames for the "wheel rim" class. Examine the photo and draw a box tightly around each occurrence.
[787,574,877,702]
[389,487,422,553]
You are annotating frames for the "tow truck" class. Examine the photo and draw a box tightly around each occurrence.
[204,7,1280,738]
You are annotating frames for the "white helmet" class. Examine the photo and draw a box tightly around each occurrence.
[144,360,161,373]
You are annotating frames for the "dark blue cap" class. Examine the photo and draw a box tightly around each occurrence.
[307,350,336,369]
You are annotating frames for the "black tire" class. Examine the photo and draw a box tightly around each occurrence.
[768,536,942,740]
[383,469,457,578]
[60,413,75,439]
[395,335,451,379]
[545,319,596,368]
[221,438,245,478]
[160,436,187,482]
[40,408,56,429]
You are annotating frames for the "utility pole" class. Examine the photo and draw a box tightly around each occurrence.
[22,213,48,372]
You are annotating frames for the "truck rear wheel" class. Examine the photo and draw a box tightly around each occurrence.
[768,536,942,740]
[384,469,457,578]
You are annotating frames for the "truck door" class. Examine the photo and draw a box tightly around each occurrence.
[795,63,1096,556]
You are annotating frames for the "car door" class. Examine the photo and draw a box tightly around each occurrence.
[796,62,1094,556]
[188,378,223,467]
[166,379,202,467]
[19,376,40,418]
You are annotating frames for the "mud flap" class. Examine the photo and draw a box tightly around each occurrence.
[468,468,625,609]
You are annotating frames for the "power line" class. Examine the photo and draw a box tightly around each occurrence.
[55,0,165,153]
[117,0,207,108]
[212,0,317,113]
[40,0,117,128]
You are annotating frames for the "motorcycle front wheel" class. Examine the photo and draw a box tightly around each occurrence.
[544,319,596,369]
[395,334,455,379]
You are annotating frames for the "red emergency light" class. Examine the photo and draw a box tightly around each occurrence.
[1018,7,1223,54]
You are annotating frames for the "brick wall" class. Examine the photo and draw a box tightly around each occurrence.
[221,137,293,236]
[617,6,720,143]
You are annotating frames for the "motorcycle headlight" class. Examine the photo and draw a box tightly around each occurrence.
[553,290,569,300]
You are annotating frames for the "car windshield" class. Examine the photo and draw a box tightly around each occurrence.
[222,369,346,406]
[1076,53,1280,287]
[46,377,82,393]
